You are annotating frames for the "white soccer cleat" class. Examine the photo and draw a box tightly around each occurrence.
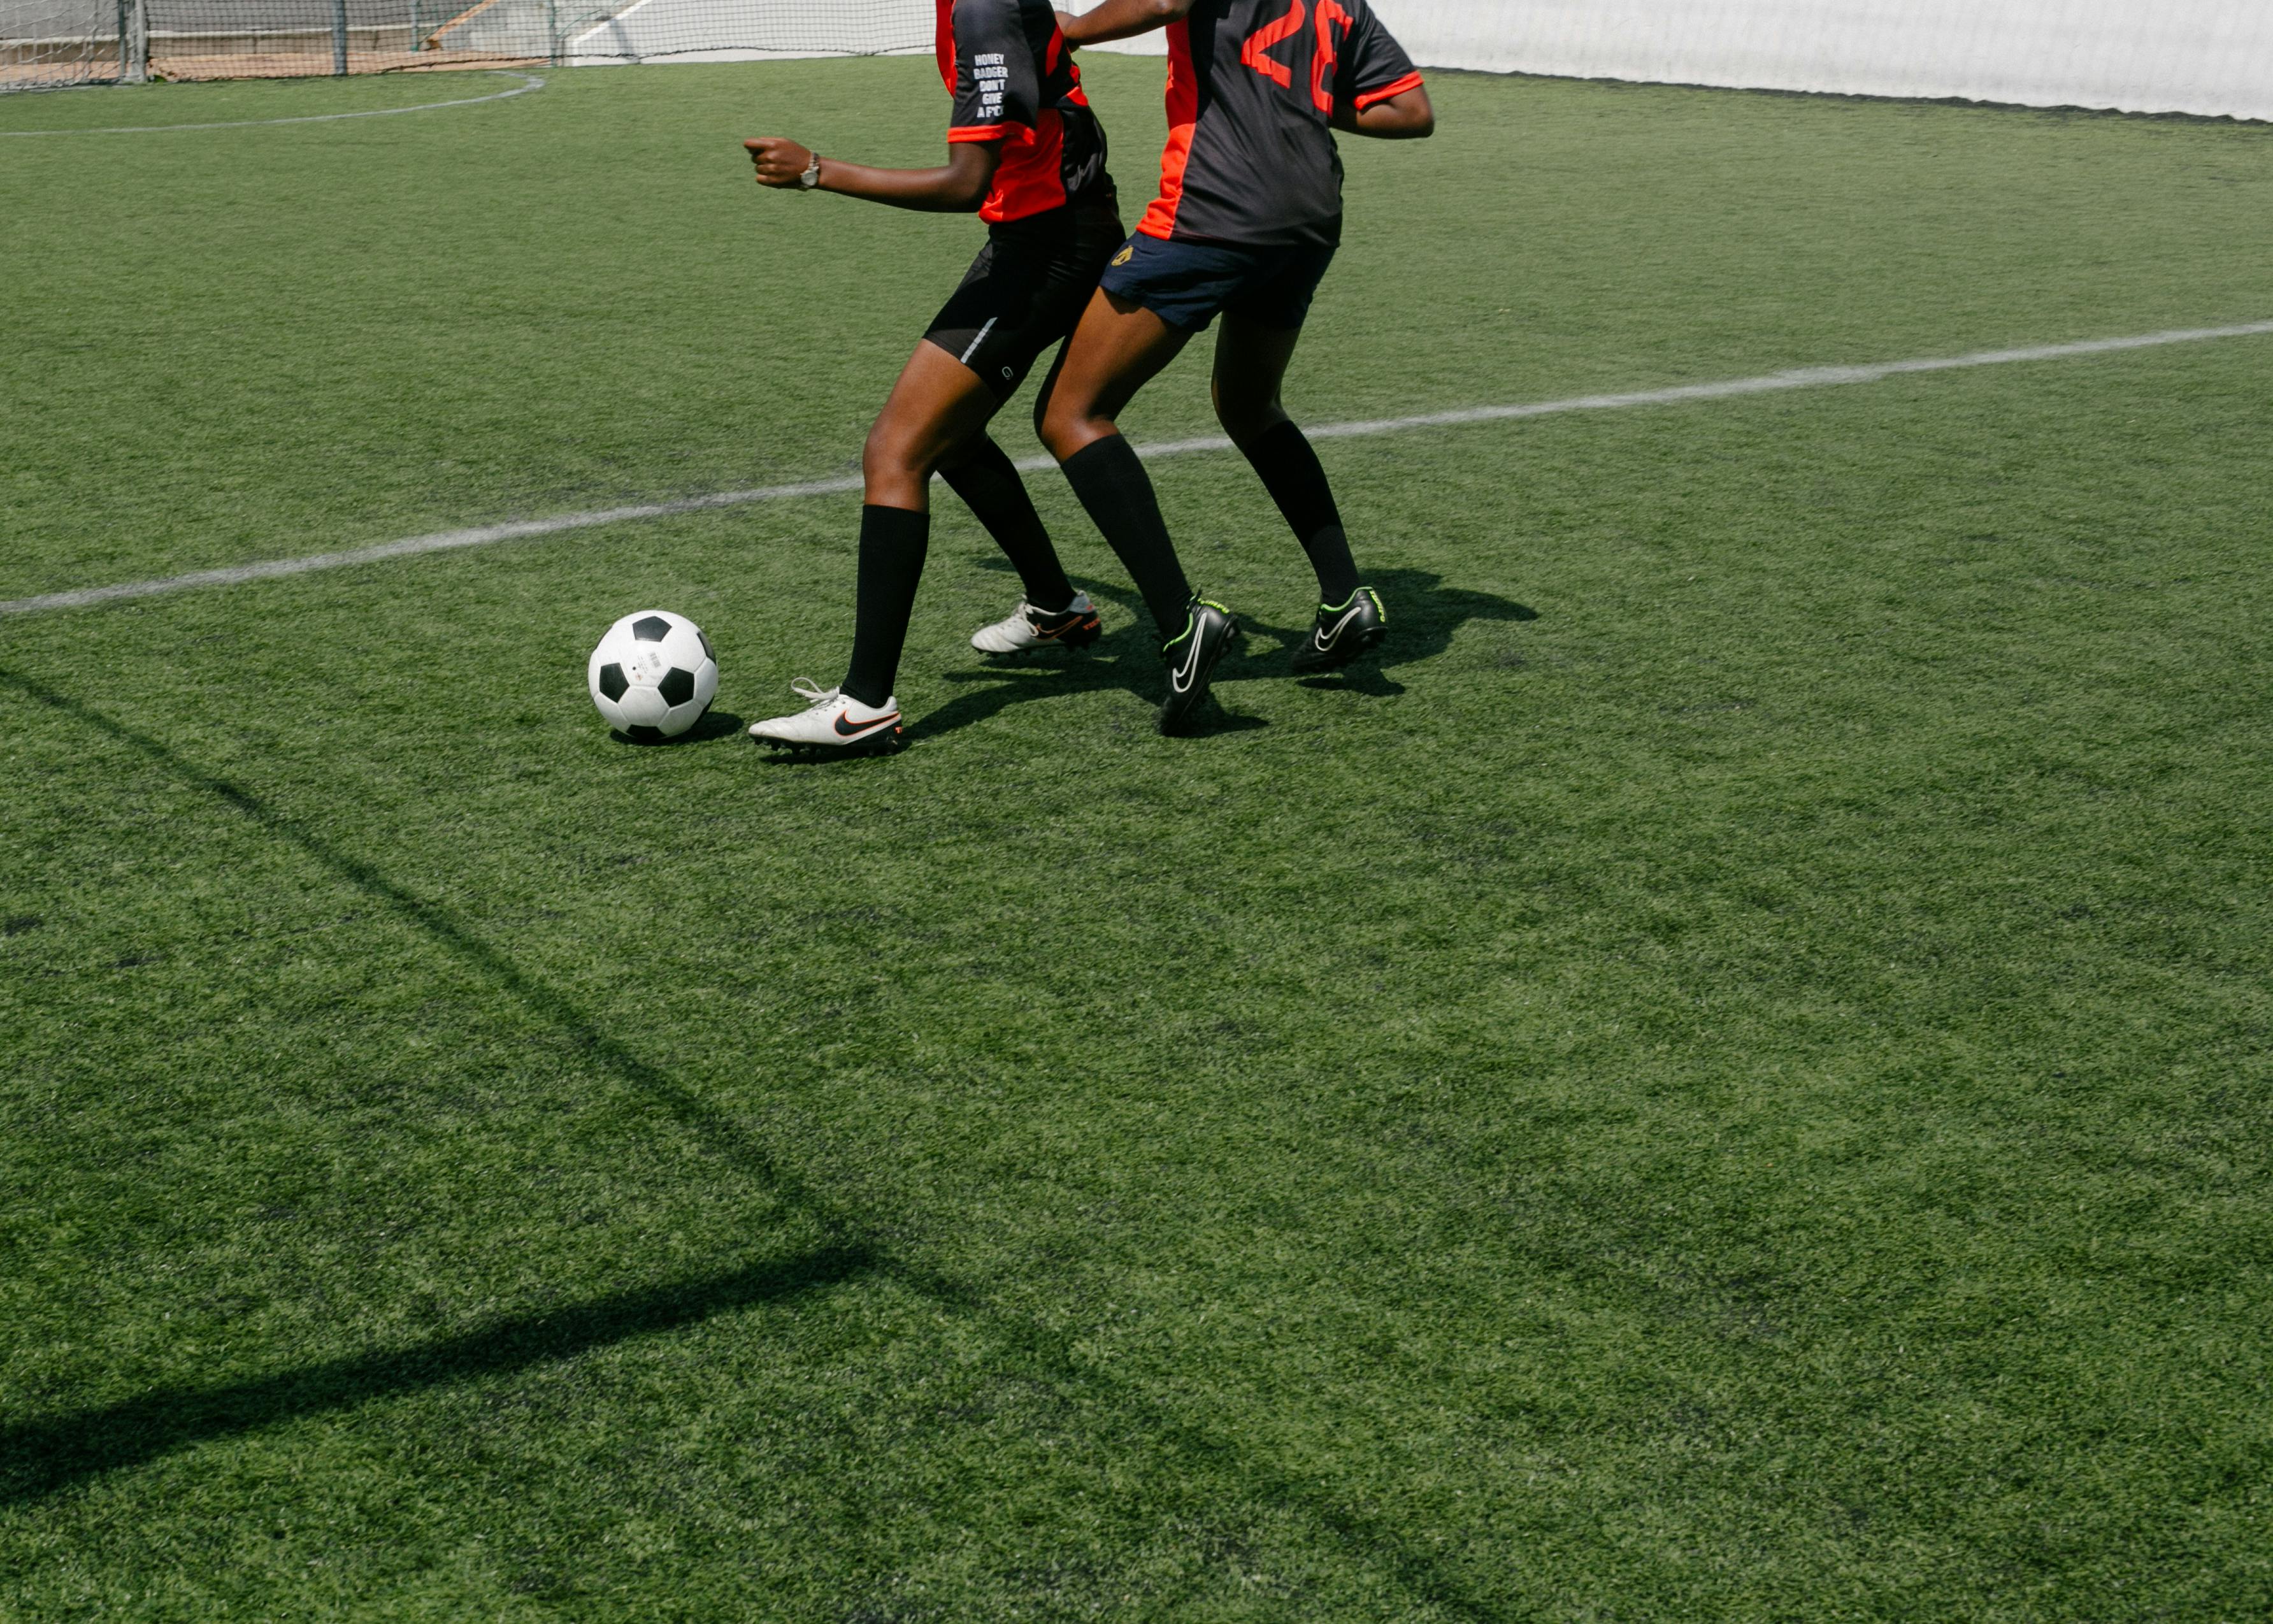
[970,593,1102,654]
[747,679,905,756]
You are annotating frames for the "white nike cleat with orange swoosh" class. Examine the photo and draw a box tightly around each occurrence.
[749,679,905,756]
[971,592,1102,654]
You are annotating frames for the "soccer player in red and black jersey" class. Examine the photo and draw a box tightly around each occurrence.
[1040,0,1433,733]
[741,1,1122,755]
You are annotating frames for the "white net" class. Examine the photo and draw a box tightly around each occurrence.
[1370,0,2273,122]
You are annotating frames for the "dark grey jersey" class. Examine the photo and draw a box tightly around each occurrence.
[1137,0,1421,247]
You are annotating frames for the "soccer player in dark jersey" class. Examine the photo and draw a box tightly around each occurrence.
[741,1,1122,755]
[1039,0,1433,733]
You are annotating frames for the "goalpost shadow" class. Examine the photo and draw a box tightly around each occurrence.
[0,666,1506,1622]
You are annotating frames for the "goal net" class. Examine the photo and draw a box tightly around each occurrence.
[1,0,933,89]
[3,0,126,87]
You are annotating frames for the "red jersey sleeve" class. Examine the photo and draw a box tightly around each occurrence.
[947,0,1042,141]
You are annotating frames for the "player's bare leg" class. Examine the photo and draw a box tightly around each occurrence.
[1038,291,1235,733]
[1214,311,1384,673]
[1036,292,1196,622]
[1208,312,1301,451]
[958,345,1102,654]
[864,340,1005,512]
[1036,290,1192,461]
[742,0,1124,752]
[751,345,1000,755]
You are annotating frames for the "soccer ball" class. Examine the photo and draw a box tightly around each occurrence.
[587,610,719,742]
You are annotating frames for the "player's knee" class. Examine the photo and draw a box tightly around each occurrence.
[1212,385,1281,449]
[1038,396,1096,462]
[863,420,926,484]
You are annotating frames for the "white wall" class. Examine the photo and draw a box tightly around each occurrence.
[1067,1,2272,120]
[1366,0,2273,122]
[556,0,2273,123]
[563,0,931,63]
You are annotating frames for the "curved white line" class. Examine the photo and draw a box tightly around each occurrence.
[3,318,2269,618]
[0,69,543,136]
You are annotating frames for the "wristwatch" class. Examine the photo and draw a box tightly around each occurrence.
[798,154,822,190]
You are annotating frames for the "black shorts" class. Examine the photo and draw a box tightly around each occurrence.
[1098,233,1338,334]
[924,199,1124,400]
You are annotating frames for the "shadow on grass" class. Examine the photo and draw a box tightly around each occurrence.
[0,1246,874,1507]
[610,708,745,747]
[919,564,1537,734]
[0,671,835,1221]
[0,666,1505,1621]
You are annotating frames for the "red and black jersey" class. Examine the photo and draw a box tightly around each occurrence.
[937,0,1114,224]
[1141,0,1422,248]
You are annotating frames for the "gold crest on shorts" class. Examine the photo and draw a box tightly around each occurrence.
[1111,246,1134,266]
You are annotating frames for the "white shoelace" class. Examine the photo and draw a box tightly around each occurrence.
[788,678,842,710]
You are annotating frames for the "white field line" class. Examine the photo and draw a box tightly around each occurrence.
[0,71,543,136]
[5,318,2269,619]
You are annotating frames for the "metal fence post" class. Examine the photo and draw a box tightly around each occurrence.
[333,0,350,74]
[123,0,148,81]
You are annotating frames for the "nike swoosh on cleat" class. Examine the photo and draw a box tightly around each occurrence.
[1170,636,1203,694]
[833,710,898,738]
[1314,606,1363,651]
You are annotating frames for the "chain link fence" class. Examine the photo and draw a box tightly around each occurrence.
[1,0,929,90]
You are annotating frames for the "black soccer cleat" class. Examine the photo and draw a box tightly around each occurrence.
[1289,586,1387,675]
[1156,596,1238,735]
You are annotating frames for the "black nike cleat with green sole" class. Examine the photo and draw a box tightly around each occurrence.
[1289,587,1387,675]
[1156,596,1238,736]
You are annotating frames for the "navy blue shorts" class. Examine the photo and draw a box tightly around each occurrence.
[1098,233,1338,333]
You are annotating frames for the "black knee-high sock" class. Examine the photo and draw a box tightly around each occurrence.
[1244,418,1360,605]
[940,436,1075,612]
[841,504,929,708]
[1059,435,1194,641]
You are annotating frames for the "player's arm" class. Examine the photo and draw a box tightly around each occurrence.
[1332,83,1435,140]
[1055,0,1192,48]
[744,138,1001,213]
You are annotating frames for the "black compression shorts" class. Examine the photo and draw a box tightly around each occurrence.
[924,199,1124,401]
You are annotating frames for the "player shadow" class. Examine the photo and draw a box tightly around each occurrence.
[905,574,1215,742]
[910,613,1266,744]
[610,708,745,747]
[0,1246,873,1507]
[917,564,1538,735]
[1291,564,1536,696]
[1236,567,1540,699]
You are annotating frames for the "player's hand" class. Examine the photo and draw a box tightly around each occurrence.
[1055,9,1079,45]
[745,137,814,188]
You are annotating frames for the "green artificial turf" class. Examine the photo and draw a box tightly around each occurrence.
[4,55,2272,1622]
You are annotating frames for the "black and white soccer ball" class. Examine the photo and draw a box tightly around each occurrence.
[587,610,719,742]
